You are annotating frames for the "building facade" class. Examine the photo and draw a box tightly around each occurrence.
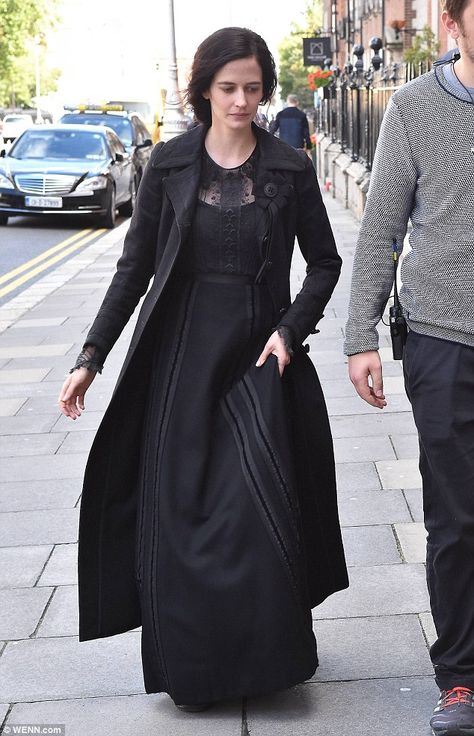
[321,0,454,68]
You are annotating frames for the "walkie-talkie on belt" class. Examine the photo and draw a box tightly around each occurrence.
[389,238,408,360]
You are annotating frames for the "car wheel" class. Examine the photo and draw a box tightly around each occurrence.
[118,176,136,218]
[101,187,116,229]
[0,214,8,226]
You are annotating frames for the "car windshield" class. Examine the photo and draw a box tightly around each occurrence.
[5,116,31,123]
[60,114,133,145]
[10,130,108,160]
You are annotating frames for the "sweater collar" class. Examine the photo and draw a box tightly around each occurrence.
[435,63,474,105]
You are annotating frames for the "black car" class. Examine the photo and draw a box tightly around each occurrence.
[59,106,153,189]
[0,124,135,228]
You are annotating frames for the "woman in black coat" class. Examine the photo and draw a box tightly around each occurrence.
[59,27,348,711]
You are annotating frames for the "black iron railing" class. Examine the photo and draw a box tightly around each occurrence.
[315,41,431,171]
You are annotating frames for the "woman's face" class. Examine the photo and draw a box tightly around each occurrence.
[203,56,263,131]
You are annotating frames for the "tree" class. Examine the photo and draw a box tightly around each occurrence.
[277,0,323,108]
[403,25,440,65]
[0,0,60,107]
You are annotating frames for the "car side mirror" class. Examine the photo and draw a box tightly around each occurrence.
[115,152,124,162]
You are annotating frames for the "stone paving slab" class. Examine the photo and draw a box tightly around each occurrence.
[342,525,401,567]
[0,704,9,725]
[6,694,242,736]
[327,393,412,416]
[311,615,433,681]
[319,379,362,398]
[0,509,79,547]
[329,411,417,438]
[383,375,407,394]
[0,344,73,359]
[2,356,75,374]
[391,433,419,459]
[0,398,26,416]
[420,613,437,648]
[0,478,81,513]
[377,459,422,489]
[394,523,427,563]
[10,317,67,328]
[37,543,77,586]
[0,415,58,436]
[56,430,95,454]
[337,490,412,526]
[0,332,46,347]
[333,435,395,463]
[0,380,59,398]
[0,432,66,457]
[36,585,79,638]
[0,453,87,482]
[51,411,104,432]
[0,632,144,701]
[403,488,424,522]
[0,545,52,588]
[245,678,437,736]
[335,462,381,493]
[0,587,53,639]
[0,368,50,383]
[312,564,430,619]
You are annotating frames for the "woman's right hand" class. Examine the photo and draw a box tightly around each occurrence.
[58,367,97,419]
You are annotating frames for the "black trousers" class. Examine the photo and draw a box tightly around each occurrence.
[403,330,474,690]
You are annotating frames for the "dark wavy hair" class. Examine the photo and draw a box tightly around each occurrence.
[442,0,470,22]
[185,27,277,126]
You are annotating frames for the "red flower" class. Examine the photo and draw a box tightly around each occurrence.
[307,70,334,90]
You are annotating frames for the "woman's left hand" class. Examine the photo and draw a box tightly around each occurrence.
[256,330,291,376]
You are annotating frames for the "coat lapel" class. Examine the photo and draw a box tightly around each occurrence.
[163,164,201,237]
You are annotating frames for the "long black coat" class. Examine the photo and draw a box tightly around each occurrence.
[78,123,348,642]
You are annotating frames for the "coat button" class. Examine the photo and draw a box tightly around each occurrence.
[264,183,278,197]
[265,260,273,269]
[279,307,287,315]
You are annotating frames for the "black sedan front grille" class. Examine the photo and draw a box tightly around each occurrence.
[14,174,77,195]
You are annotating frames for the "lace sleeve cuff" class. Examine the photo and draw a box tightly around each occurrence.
[69,343,104,374]
[276,325,295,357]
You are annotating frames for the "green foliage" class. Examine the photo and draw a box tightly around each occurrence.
[403,25,440,65]
[0,0,61,107]
[277,0,323,108]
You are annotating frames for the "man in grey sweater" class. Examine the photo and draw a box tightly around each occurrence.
[344,1,474,734]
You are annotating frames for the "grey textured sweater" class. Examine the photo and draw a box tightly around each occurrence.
[344,66,474,355]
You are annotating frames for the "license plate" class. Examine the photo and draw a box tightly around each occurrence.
[25,196,63,208]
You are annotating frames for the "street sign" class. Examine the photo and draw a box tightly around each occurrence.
[303,37,332,66]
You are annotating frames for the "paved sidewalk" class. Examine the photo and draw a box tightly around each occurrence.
[0,193,436,736]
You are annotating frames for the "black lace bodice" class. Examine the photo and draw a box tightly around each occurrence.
[175,146,261,277]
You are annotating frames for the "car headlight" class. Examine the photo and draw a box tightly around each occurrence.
[76,176,108,191]
[0,173,14,189]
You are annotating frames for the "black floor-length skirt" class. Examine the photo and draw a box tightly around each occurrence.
[134,272,318,704]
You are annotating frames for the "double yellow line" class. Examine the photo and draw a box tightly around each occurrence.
[0,228,106,299]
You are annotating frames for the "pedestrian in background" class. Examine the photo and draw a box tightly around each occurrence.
[344,1,474,734]
[269,94,312,150]
[58,26,347,712]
